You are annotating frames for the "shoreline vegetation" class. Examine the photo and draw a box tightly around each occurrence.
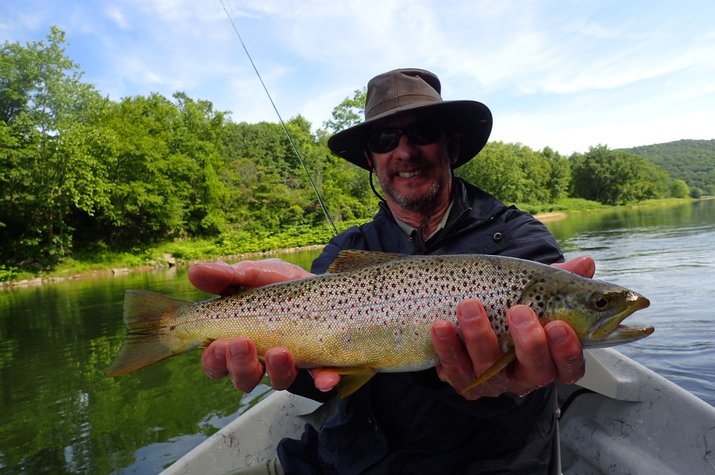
[5,30,714,289]
[2,197,699,288]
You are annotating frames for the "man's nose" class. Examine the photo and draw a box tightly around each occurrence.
[392,134,418,158]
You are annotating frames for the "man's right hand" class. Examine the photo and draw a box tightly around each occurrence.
[188,259,341,393]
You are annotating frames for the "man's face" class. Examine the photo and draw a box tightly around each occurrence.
[366,113,457,213]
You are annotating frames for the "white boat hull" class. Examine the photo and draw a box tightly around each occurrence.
[162,349,715,475]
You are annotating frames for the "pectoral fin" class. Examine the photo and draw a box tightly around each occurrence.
[336,368,377,398]
[461,347,516,394]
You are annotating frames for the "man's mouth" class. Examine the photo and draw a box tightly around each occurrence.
[397,170,423,178]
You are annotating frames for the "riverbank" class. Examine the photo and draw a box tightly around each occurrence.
[1,197,697,288]
[2,212,564,288]
[1,245,327,288]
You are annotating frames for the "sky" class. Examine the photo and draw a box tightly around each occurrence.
[2,0,714,155]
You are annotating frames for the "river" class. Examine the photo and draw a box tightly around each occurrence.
[0,199,713,474]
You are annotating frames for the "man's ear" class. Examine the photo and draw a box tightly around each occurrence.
[364,150,374,170]
[448,134,461,165]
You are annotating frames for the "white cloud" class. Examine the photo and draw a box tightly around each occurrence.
[2,0,713,152]
[105,6,130,30]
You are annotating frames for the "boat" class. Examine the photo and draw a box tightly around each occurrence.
[161,348,715,474]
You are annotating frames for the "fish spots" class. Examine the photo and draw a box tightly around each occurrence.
[195,254,587,367]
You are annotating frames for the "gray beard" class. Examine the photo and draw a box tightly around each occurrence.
[378,176,442,213]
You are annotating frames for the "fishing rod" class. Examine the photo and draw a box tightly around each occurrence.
[218,0,338,236]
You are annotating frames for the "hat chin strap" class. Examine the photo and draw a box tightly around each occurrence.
[448,133,461,167]
[369,167,387,203]
[364,150,387,203]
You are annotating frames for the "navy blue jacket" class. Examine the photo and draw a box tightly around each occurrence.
[278,179,564,474]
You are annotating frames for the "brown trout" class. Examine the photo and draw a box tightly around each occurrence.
[106,251,653,396]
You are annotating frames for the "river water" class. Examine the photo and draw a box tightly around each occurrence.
[0,199,713,474]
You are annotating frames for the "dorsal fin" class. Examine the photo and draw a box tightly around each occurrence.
[326,250,408,273]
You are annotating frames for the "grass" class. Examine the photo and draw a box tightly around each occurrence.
[516,198,612,216]
[2,220,364,283]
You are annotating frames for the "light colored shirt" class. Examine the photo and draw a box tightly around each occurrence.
[394,201,454,242]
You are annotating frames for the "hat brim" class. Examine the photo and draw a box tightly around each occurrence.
[327,100,492,170]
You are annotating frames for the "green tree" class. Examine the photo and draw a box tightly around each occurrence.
[457,141,554,204]
[624,139,715,196]
[96,94,186,243]
[169,92,229,235]
[570,145,670,205]
[541,146,572,200]
[0,27,110,267]
[222,121,299,231]
[90,92,229,245]
[321,88,366,136]
[671,179,691,198]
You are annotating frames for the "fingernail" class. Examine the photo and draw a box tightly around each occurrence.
[547,322,569,346]
[433,323,451,339]
[204,261,237,276]
[581,257,596,277]
[228,339,250,357]
[267,352,287,369]
[458,301,481,321]
[316,373,340,392]
[509,306,534,327]
[214,345,226,361]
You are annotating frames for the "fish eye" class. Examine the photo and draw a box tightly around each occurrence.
[590,292,610,311]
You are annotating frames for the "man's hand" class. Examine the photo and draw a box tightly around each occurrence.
[433,256,595,400]
[190,259,341,393]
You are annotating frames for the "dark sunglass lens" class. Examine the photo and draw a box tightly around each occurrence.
[407,121,444,145]
[367,122,444,153]
[367,130,400,153]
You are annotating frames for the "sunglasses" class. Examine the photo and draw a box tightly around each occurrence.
[366,120,447,154]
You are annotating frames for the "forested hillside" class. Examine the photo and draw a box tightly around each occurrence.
[622,140,715,196]
[0,28,704,276]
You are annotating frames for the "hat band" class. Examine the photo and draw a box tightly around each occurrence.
[367,93,442,119]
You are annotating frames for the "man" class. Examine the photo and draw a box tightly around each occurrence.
[190,68,591,473]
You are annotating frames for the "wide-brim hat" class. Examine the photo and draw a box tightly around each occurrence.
[327,68,492,170]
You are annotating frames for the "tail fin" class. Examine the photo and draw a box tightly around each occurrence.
[106,290,193,376]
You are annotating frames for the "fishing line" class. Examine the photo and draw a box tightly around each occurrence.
[218,0,338,236]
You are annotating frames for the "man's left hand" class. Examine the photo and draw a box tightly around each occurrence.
[432,256,595,400]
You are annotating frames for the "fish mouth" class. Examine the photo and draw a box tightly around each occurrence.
[590,292,653,344]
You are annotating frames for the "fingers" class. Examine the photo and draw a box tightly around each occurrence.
[507,305,556,392]
[309,368,342,392]
[188,259,314,296]
[225,338,266,393]
[189,262,244,296]
[432,300,502,397]
[203,339,330,393]
[432,319,474,390]
[265,348,298,390]
[202,339,230,379]
[553,256,596,278]
[237,258,314,286]
[456,300,502,376]
[434,301,585,400]
[544,320,585,384]
[202,338,266,393]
